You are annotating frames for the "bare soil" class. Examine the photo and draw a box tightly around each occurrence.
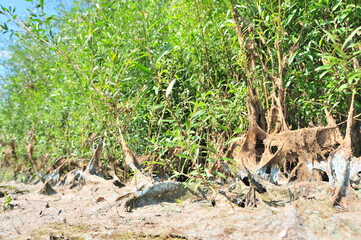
[1,179,361,240]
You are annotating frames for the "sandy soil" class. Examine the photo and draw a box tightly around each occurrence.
[1,179,361,240]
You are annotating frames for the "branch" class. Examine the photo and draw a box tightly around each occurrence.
[281,26,305,67]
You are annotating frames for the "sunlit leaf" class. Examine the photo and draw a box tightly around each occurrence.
[347,72,361,84]
[342,26,361,50]
[323,30,337,44]
[215,171,226,179]
[156,45,174,63]
[315,65,333,71]
[165,79,176,97]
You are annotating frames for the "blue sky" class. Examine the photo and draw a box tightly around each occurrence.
[0,0,65,46]
[1,0,35,63]
[0,0,72,76]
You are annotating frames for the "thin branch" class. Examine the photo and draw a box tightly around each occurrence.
[281,26,305,67]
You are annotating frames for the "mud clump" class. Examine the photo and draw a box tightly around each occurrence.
[39,182,57,195]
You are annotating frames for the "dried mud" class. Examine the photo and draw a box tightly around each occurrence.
[1,180,361,240]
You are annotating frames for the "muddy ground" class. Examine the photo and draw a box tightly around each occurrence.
[1,179,361,240]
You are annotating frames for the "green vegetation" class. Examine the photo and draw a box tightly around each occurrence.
[0,0,360,183]
[2,193,14,210]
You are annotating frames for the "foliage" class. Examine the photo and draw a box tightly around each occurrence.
[0,0,359,185]
[2,193,14,210]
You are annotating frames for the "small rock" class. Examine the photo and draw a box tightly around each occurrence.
[96,197,106,203]
[113,180,125,188]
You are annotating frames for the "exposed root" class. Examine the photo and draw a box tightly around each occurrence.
[36,127,190,210]
[85,140,104,176]
[26,128,39,174]
[328,92,359,207]
[124,181,186,211]
[115,127,190,210]
[244,184,258,208]
[60,169,86,188]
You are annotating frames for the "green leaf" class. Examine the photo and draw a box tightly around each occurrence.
[347,72,361,84]
[159,119,175,123]
[133,62,153,75]
[193,180,202,191]
[111,52,117,63]
[288,51,297,65]
[1,6,9,13]
[337,83,348,92]
[215,171,226,179]
[148,18,162,31]
[191,110,205,119]
[342,26,361,50]
[319,70,330,79]
[175,154,191,160]
[189,170,199,176]
[1,23,8,31]
[323,30,337,44]
[149,104,163,109]
[315,65,333,71]
[331,0,342,12]
[217,123,228,132]
[156,45,174,63]
[226,137,244,145]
